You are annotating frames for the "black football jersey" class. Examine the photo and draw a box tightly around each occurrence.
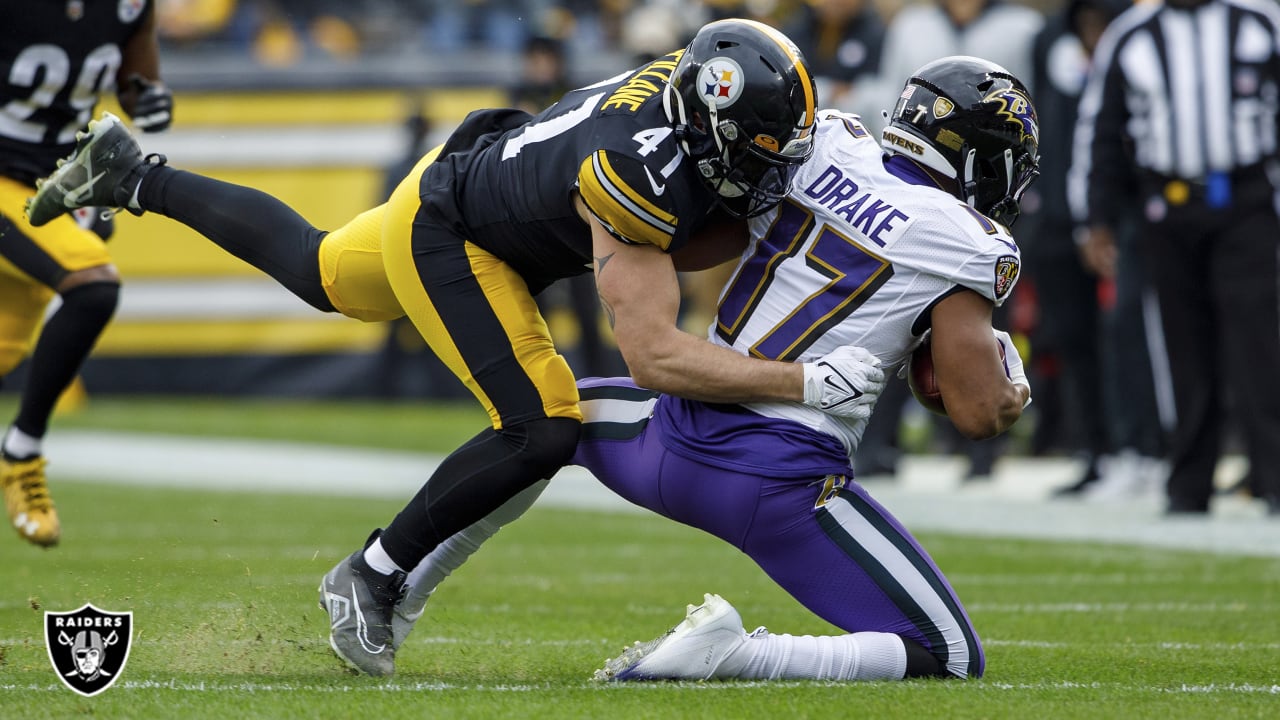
[427,50,720,291]
[0,0,153,184]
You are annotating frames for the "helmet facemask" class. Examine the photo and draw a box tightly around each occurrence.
[701,118,814,218]
[977,147,1039,227]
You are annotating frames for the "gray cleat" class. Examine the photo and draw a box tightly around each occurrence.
[318,549,406,677]
[25,112,153,226]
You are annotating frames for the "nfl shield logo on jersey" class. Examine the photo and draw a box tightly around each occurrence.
[45,604,133,696]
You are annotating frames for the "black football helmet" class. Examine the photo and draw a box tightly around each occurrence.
[664,19,818,218]
[881,56,1040,227]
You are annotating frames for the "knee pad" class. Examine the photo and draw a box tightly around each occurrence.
[60,281,120,326]
[502,416,581,481]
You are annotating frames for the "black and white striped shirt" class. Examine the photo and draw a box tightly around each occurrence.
[1069,0,1280,225]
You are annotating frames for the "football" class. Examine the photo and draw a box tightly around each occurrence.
[908,333,1009,416]
[906,337,947,416]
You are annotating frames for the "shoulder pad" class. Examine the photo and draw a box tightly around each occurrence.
[577,149,681,250]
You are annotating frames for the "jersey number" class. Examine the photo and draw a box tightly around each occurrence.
[716,199,894,361]
[0,43,122,144]
[501,92,603,160]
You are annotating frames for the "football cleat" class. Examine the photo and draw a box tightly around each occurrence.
[391,591,430,653]
[318,548,405,676]
[25,112,158,227]
[2,456,60,547]
[593,593,754,681]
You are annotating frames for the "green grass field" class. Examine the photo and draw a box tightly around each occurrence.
[1,396,1278,719]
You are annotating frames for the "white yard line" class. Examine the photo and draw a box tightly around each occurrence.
[3,679,1278,694]
[44,431,1280,558]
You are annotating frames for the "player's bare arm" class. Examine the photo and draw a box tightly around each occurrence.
[588,213,804,403]
[929,289,1028,439]
[669,217,750,273]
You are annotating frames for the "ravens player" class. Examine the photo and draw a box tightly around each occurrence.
[27,19,888,675]
[390,56,1038,683]
[0,0,173,547]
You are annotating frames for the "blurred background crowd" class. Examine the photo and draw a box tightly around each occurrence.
[7,0,1274,514]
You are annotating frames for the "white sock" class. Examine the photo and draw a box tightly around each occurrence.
[398,479,549,619]
[726,630,908,681]
[362,537,405,576]
[3,427,42,460]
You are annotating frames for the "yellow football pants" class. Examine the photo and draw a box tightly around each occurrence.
[317,147,580,429]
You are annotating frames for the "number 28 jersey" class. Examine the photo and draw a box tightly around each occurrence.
[0,0,154,184]
[665,110,1024,470]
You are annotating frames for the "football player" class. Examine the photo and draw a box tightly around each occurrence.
[26,19,888,675]
[390,56,1037,682]
[0,0,173,547]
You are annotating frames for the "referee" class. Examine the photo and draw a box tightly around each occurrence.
[1069,0,1280,516]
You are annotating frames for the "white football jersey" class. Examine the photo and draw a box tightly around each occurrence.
[716,110,1023,459]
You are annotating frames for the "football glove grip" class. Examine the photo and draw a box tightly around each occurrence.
[72,207,115,241]
[802,345,885,419]
[994,329,1031,407]
[127,75,173,133]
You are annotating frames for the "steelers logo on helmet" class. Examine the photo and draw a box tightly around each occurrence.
[697,57,746,109]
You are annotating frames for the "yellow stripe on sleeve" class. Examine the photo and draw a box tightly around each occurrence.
[595,152,677,226]
[577,153,676,250]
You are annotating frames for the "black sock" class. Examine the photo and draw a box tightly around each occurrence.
[12,281,118,441]
[138,166,336,312]
[903,638,950,678]
[378,417,580,571]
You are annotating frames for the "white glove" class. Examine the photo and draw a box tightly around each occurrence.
[994,329,1032,407]
[802,345,885,419]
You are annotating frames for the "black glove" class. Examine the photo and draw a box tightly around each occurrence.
[72,207,115,241]
[126,74,173,133]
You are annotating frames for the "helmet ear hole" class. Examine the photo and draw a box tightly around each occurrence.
[667,18,818,216]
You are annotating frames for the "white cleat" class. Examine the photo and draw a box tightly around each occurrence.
[594,593,753,681]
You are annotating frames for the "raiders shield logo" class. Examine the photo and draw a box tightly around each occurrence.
[45,604,133,697]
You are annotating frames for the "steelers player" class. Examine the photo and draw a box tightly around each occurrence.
[26,19,888,676]
[1,0,173,547]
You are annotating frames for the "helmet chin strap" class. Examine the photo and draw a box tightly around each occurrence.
[961,148,979,208]
[663,81,741,196]
[663,83,694,157]
[662,83,681,131]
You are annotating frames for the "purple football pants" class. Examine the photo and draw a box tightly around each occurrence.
[571,378,985,678]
